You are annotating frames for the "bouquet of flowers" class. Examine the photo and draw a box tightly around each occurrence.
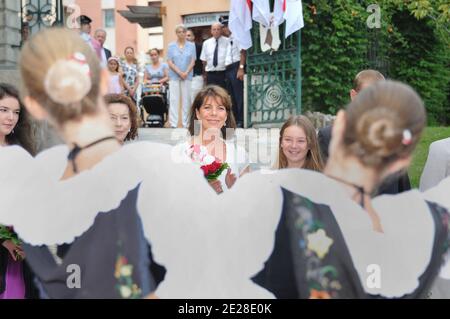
[0,225,20,246]
[200,160,229,181]
[0,225,23,261]
[187,144,229,181]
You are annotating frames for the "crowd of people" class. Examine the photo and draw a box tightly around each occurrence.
[76,13,247,132]
[0,19,449,299]
[74,14,246,130]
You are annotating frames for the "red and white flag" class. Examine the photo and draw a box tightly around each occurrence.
[284,0,304,38]
[229,0,253,49]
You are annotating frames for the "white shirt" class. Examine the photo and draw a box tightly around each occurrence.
[225,35,242,66]
[200,36,229,72]
[420,137,450,191]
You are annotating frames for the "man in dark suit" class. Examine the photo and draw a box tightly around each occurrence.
[94,29,112,67]
[318,70,412,195]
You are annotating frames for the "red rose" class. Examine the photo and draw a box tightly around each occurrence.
[200,160,225,179]
[212,161,221,171]
[200,165,209,176]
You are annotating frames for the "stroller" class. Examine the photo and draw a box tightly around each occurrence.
[140,83,168,128]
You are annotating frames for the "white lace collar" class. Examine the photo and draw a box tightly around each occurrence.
[265,169,440,298]
[0,142,173,246]
[1,143,449,298]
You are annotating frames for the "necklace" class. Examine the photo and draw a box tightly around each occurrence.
[67,136,117,173]
[325,174,372,208]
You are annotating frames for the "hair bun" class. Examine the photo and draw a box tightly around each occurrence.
[44,54,91,105]
[356,108,400,160]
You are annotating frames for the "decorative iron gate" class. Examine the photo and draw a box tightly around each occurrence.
[246,20,302,127]
[21,0,64,35]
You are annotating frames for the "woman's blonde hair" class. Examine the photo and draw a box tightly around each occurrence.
[19,28,102,125]
[276,115,324,171]
[175,24,187,33]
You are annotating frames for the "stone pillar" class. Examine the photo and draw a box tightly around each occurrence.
[0,0,21,85]
[0,0,21,66]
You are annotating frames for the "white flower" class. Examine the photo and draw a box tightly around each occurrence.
[202,155,216,165]
[120,285,132,298]
[120,265,133,277]
[187,144,209,164]
[307,229,334,259]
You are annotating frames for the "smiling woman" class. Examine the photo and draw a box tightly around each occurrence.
[0,83,38,299]
[0,83,35,155]
[276,115,323,171]
[173,85,249,194]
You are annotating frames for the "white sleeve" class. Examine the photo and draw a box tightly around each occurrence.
[420,141,449,191]
[225,40,232,66]
[422,176,450,210]
[200,41,207,62]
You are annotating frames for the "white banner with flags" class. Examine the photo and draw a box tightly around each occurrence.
[229,0,253,50]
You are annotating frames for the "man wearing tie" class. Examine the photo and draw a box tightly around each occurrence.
[200,22,228,89]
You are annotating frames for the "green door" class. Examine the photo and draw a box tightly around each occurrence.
[246,19,302,127]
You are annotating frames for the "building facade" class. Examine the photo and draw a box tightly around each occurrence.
[71,0,230,56]
[161,0,229,52]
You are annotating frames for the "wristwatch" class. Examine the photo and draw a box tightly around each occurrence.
[239,64,245,69]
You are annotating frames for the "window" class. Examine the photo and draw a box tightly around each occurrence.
[103,9,115,28]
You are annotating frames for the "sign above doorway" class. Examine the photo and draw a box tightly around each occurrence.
[183,12,228,28]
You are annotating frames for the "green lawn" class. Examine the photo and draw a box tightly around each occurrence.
[408,127,450,188]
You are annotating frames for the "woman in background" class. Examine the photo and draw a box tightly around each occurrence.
[105,94,140,144]
[120,47,140,101]
[143,48,169,85]
[167,24,196,128]
[0,83,37,299]
[276,115,323,171]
